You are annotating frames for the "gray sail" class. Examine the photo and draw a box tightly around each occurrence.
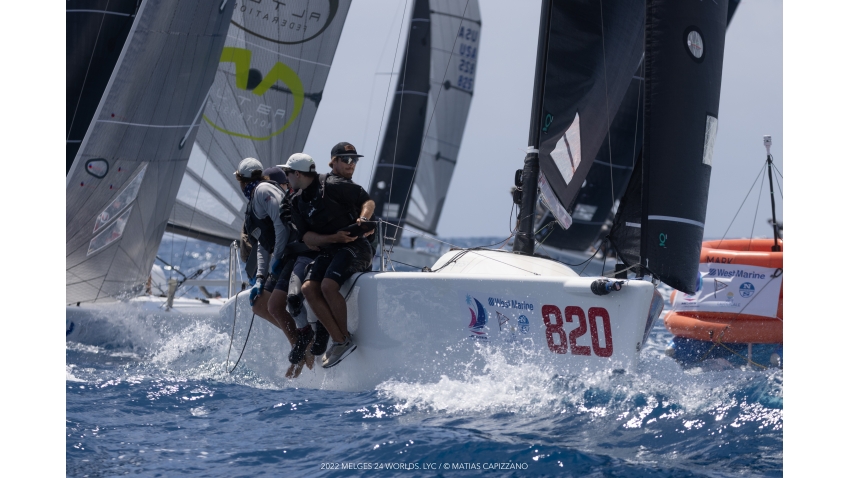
[402,0,481,234]
[168,0,352,245]
[66,0,234,304]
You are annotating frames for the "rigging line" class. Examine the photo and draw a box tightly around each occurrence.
[747,163,768,252]
[226,292,256,374]
[389,0,472,254]
[769,156,782,178]
[367,0,411,189]
[718,163,766,247]
[598,0,616,208]
[67,0,113,141]
[771,163,783,199]
[385,0,421,241]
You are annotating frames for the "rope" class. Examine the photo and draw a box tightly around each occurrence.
[747,164,768,251]
[717,162,767,247]
[598,0,617,209]
[225,291,256,374]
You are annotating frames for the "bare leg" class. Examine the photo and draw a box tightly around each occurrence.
[268,289,297,345]
[321,279,349,339]
[251,292,284,332]
[303,280,346,344]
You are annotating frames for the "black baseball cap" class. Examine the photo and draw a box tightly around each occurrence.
[263,166,288,185]
[331,142,364,158]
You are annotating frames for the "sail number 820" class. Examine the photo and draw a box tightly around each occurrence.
[541,305,613,357]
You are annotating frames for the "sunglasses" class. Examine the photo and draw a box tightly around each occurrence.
[336,156,359,165]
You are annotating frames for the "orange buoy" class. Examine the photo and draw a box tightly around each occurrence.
[665,238,783,344]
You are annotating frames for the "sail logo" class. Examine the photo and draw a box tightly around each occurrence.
[204,47,304,141]
[466,295,488,339]
[231,0,340,45]
[739,282,756,298]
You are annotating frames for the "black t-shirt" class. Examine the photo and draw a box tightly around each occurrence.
[291,173,371,238]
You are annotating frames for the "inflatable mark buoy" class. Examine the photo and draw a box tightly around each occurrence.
[666,238,783,344]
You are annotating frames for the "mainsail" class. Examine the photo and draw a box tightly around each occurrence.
[368,0,481,238]
[610,0,728,294]
[66,0,235,304]
[168,0,352,245]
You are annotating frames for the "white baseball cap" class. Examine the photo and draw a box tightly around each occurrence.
[234,157,263,179]
[279,153,316,173]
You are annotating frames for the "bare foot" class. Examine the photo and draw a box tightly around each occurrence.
[304,348,315,370]
[286,361,305,379]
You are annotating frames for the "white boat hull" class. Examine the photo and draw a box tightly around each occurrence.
[220,251,660,391]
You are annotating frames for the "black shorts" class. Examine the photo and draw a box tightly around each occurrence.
[305,239,373,285]
[264,254,319,292]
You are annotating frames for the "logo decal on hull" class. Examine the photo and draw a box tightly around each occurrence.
[466,295,488,339]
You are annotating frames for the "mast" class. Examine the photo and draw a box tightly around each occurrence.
[514,0,552,255]
[764,135,781,251]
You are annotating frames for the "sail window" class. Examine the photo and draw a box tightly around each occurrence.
[703,115,718,166]
[93,164,147,233]
[550,113,582,186]
[87,206,133,256]
[383,203,400,218]
[572,204,598,222]
[687,30,704,59]
[176,175,237,225]
[538,174,573,230]
[186,146,245,212]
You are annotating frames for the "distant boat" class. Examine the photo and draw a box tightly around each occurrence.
[367,0,482,269]
[66,0,352,306]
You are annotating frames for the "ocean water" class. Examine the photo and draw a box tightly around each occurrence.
[66,234,783,477]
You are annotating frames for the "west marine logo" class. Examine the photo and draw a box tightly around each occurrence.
[466,295,488,339]
[204,47,304,141]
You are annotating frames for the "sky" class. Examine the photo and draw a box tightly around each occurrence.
[303,0,783,241]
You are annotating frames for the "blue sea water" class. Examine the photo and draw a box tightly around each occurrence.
[66,234,782,477]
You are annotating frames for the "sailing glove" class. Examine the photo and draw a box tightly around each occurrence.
[271,259,283,277]
[249,277,265,306]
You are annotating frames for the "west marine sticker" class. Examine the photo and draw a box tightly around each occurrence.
[671,263,782,318]
[460,292,538,342]
[204,47,304,141]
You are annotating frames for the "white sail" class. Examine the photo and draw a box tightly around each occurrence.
[169,0,353,244]
[404,0,481,233]
[66,0,235,304]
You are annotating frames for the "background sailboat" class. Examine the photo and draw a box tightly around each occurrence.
[66,0,235,305]
[367,0,481,253]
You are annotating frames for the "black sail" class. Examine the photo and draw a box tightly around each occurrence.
[66,1,140,173]
[369,0,431,242]
[534,0,645,222]
[641,0,728,293]
[538,61,644,251]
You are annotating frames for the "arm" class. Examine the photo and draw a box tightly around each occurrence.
[302,230,357,250]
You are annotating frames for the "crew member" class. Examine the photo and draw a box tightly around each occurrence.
[284,143,375,368]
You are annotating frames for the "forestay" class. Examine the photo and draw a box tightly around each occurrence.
[66,0,234,304]
[169,0,352,245]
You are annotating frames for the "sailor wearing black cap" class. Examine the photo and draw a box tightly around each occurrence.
[284,143,375,369]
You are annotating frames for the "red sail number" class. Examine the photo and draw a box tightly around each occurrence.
[541,305,568,354]
[542,305,613,357]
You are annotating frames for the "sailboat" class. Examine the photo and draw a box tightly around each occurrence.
[66,0,352,313]
[220,0,727,391]
[366,0,481,269]
[66,0,236,306]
